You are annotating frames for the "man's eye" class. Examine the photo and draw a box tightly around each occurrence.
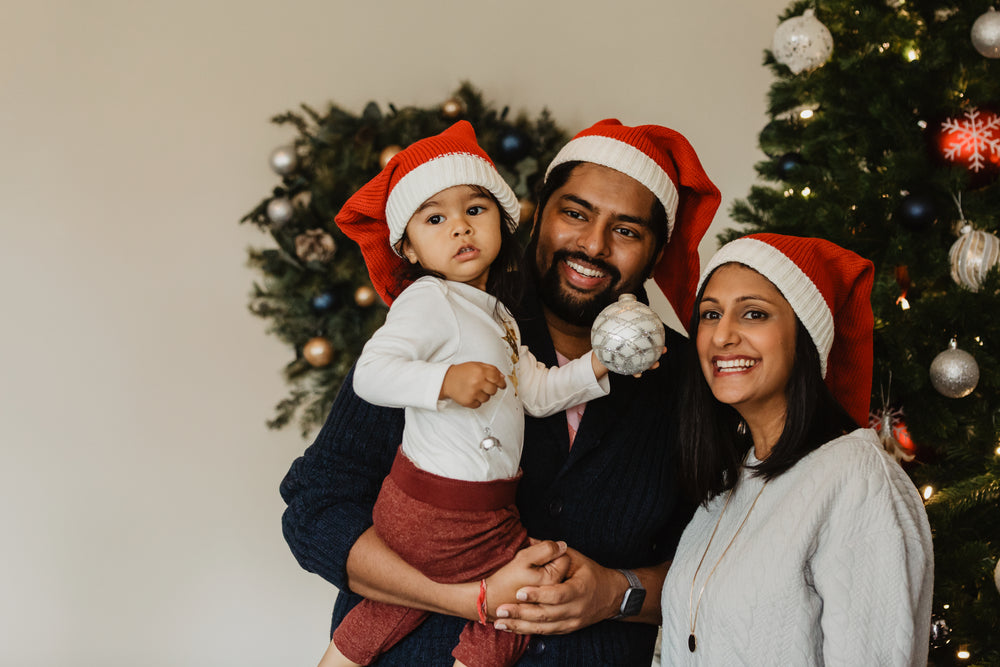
[615,227,639,239]
[564,209,584,220]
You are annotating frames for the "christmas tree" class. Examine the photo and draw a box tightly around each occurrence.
[729,2,1000,664]
[241,83,568,437]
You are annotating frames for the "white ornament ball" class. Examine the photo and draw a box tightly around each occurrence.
[772,9,834,74]
[972,7,1000,58]
[591,294,665,375]
[269,145,299,175]
[949,227,1000,291]
[266,196,294,226]
[929,339,980,398]
[994,558,1000,595]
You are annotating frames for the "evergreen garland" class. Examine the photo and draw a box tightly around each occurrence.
[240,83,568,437]
[729,1,1000,663]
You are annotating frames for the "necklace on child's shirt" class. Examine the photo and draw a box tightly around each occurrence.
[478,312,520,452]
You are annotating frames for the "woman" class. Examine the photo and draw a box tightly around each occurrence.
[660,233,933,665]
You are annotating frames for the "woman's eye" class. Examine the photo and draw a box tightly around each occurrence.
[700,310,720,321]
[745,310,767,320]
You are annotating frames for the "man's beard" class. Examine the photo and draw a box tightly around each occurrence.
[536,250,623,327]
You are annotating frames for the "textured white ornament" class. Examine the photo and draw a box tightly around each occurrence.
[591,294,665,375]
[929,339,980,398]
[772,9,834,74]
[269,145,299,175]
[949,227,1000,291]
[266,197,294,226]
[972,7,1000,58]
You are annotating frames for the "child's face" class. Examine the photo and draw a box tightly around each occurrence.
[400,185,503,290]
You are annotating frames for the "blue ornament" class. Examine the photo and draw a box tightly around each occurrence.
[777,152,805,179]
[311,292,336,312]
[897,193,936,229]
[498,130,529,162]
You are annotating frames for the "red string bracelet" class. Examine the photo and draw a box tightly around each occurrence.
[477,579,488,624]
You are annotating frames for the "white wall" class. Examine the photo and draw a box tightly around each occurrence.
[0,1,789,664]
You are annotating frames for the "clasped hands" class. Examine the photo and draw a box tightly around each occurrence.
[480,539,623,636]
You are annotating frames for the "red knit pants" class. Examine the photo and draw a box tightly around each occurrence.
[332,449,531,667]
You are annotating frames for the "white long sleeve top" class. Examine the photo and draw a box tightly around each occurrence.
[354,276,609,482]
[660,428,933,666]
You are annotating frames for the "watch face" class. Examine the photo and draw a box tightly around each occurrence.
[622,588,646,616]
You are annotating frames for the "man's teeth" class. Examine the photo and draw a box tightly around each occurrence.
[716,359,757,371]
[566,259,606,278]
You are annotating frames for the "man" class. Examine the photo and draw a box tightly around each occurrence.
[280,119,721,665]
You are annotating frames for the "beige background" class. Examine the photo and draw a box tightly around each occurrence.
[1,1,790,664]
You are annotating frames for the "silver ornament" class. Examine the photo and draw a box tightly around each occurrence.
[772,9,834,74]
[479,427,501,451]
[949,227,1000,291]
[269,145,299,175]
[929,339,980,398]
[591,294,666,376]
[972,7,1000,58]
[266,197,294,226]
[995,558,1000,595]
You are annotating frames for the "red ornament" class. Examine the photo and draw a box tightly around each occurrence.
[870,406,916,462]
[927,107,1000,186]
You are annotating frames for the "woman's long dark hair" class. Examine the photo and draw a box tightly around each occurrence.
[678,267,859,505]
[390,186,524,310]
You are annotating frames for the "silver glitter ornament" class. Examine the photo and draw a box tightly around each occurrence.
[266,196,294,226]
[972,7,1000,58]
[772,9,834,74]
[929,339,980,398]
[269,145,299,175]
[949,227,1000,292]
[591,294,665,375]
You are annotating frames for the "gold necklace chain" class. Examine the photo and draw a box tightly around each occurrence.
[687,467,769,653]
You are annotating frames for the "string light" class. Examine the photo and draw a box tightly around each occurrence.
[801,187,812,197]
[906,48,920,61]
[922,485,934,500]
[957,645,971,660]
[898,296,911,310]
[800,109,814,120]
[995,445,1000,457]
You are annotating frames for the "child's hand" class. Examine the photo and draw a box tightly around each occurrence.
[632,345,668,378]
[440,362,507,408]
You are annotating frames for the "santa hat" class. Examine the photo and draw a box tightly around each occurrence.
[335,120,519,305]
[545,119,721,323]
[697,233,875,426]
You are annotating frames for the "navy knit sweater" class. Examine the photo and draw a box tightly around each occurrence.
[280,288,693,666]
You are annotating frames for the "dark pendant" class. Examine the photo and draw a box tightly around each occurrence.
[688,634,696,652]
[480,435,501,451]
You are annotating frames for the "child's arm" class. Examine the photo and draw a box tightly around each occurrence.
[439,361,507,408]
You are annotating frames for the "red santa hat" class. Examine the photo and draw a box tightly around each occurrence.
[545,119,721,324]
[697,233,875,426]
[335,120,519,305]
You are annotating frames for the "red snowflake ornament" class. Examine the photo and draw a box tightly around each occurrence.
[929,107,1000,186]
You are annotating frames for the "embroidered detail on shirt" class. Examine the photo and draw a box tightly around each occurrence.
[500,317,519,394]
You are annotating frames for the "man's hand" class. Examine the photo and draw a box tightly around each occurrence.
[483,540,570,620]
[492,547,623,635]
[440,362,506,408]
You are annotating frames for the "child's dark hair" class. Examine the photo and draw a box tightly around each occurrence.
[391,186,524,310]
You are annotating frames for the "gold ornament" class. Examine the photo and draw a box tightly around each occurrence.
[355,285,377,307]
[441,97,464,119]
[518,198,537,225]
[295,229,337,263]
[379,145,402,168]
[303,337,334,367]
